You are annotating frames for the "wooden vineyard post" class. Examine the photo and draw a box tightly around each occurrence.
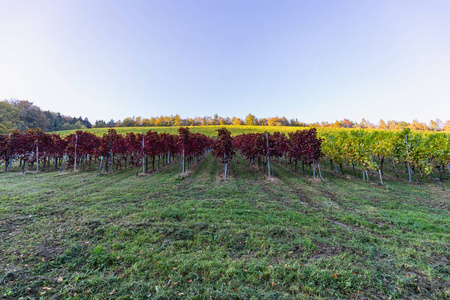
[97,156,103,176]
[102,157,107,174]
[312,160,316,179]
[60,155,66,173]
[391,156,399,178]
[182,149,185,174]
[317,161,323,180]
[379,169,384,185]
[406,134,412,183]
[224,153,227,180]
[74,134,78,172]
[266,132,271,178]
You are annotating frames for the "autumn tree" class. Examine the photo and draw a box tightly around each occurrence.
[268,117,283,126]
[245,114,257,125]
[173,114,182,126]
[232,117,243,125]
[342,119,354,128]
[360,118,373,129]
[444,120,450,131]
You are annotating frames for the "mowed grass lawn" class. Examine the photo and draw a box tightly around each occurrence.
[0,154,449,299]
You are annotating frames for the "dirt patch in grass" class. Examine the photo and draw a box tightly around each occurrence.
[35,244,64,261]
[216,172,234,182]
[415,194,450,211]
[310,241,349,259]
[427,252,449,265]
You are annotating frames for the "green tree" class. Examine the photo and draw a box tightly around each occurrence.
[95,120,107,128]
[0,101,22,133]
[73,120,87,129]
[10,100,49,130]
[121,117,136,127]
[107,119,116,127]
[212,114,220,125]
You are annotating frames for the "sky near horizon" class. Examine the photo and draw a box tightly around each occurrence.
[1,0,449,124]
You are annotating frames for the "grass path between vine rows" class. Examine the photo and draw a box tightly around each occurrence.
[0,153,449,299]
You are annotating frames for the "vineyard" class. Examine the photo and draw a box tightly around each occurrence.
[1,127,449,187]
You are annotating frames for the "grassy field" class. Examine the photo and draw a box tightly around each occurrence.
[53,125,450,138]
[0,154,449,299]
[55,125,309,137]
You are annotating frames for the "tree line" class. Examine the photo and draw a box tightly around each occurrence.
[97,114,450,131]
[2,99,449,134]
[0,99,91,134]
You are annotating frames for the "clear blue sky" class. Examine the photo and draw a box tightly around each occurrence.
[1,0,449,124]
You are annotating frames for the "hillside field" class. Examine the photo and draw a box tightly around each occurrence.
[55,125,314,137]
[0,152,449,299]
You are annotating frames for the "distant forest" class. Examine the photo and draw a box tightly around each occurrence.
[1,99,449,134]
[0,99,91,134]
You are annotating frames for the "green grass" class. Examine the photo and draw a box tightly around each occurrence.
[54,125,448,138]
[0,154,449,299]
[54,125,309,137]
